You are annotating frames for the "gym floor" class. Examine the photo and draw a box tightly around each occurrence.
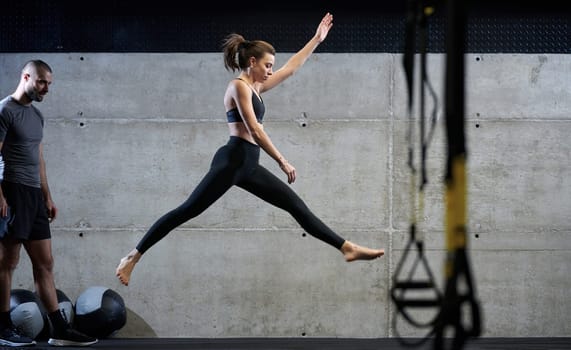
[17,337,571,350]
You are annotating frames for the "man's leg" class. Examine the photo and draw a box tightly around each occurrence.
[24,239,98,347]
[23,239,58,311]
[0,237,36,347]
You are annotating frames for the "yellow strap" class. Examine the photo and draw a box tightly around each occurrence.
[445,154,467,252]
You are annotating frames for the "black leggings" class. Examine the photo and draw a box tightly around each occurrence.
[136,136,346,254]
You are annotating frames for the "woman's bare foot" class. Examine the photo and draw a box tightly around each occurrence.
[116,249,142,286]
[341,241,384,262]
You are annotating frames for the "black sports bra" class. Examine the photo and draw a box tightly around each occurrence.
[226,78,265,124]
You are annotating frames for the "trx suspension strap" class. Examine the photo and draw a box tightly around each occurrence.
[433,0,481,348]
[390,0,441,346]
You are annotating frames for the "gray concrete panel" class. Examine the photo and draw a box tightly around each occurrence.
[263,54,393,119]
[465,54,571,119]
[392,54,571,120]
[42,119,391,231]
[13,228,388,338]
[468,121,571,233]
[1,53,393,120]
[473,249,571,337]
[1,53,230,119]
[391,120,570,233]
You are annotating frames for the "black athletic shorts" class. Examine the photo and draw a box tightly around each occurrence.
[0,181,51,241]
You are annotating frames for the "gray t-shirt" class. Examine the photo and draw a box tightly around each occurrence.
[0,96,44,188]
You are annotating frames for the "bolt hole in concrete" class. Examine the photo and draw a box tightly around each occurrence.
[299,112,308,127]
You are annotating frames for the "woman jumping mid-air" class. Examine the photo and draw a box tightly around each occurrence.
[116,12,384,286]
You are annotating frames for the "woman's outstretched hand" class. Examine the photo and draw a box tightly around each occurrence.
[315,12,334,43]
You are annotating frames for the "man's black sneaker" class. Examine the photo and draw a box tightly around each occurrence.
[47,328,98,347]
[0,326,37,347]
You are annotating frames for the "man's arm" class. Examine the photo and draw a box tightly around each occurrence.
[39,143,57,221]
[0,141,6,218]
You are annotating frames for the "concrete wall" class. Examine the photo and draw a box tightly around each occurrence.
[1,52,569,338]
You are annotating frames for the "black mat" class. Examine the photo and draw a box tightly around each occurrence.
[9,337,571,350]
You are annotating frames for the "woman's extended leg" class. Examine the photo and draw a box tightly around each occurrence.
[116,143,243,285]
[238,165,384,261]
